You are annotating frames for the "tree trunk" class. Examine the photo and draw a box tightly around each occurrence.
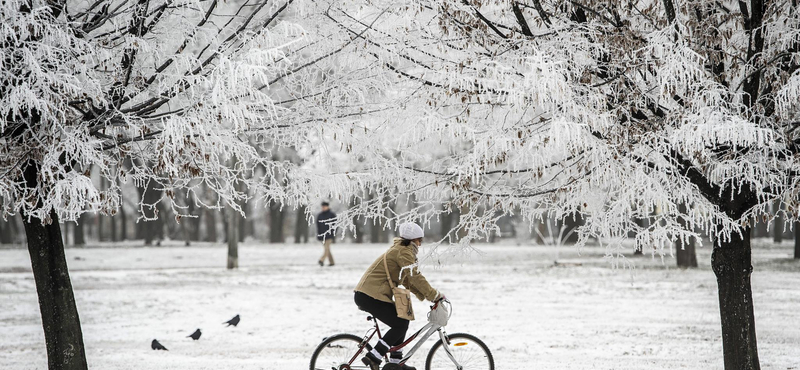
[772,200,783,244]
[180,215,190,247]
[456,205,469,241]
[633,212,650,255]
[21,159,88,370]
[119,197,128,240]
[135,218,145,241]
[370,218,383,243]
[204,207,217,242]
[533,216,550,245]
[676,203,698,268]
[0,219,14,244]
[269,201,285,243]
[676,236,698,268]
[187,197,201,242]
[711,228,760,370]
[227,207,239,269]
[353,215,364,243]
[23,212,88,370]
[97,215,105,242]
[137,179,163,245]
[440,209,452,240]
[238,198,247,243]
[73,215,85,246]
[754,215,768,238]
[109,214,117,242]
[794,221,800,259]
[561,212,583,245]
[294,205,308,244]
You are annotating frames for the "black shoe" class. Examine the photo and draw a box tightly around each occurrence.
[329,263,335,267]
[361,356,380,370]
[383,363,414,370]
[318,260,323,267]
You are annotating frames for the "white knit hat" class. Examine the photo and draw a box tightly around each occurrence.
[398,222,424,240]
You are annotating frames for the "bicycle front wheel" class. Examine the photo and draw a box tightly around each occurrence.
[425,333,494,370]
[309,333,368,370]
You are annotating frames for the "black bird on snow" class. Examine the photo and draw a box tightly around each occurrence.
[223,314,240,327]
[151,339,168,351]
[187,329,202,340]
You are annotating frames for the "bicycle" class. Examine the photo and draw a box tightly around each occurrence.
[309,300,494,370]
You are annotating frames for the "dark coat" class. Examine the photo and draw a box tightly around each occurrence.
[316,210,336,241]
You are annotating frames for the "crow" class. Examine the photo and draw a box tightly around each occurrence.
[223,314,240,327]
[187,329,202,340]
[151,339,168,351]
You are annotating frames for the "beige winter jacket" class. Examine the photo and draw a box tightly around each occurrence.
[355,238,439,303]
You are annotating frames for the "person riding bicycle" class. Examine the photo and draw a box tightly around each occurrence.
[354,222,444,370]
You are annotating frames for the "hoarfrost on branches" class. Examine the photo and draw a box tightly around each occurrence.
[315,0,800,260]
[0,0,383,225]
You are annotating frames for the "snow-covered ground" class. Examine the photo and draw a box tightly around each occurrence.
[1,240,798,370]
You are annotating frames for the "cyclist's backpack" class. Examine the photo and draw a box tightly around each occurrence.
[382,253,415,321]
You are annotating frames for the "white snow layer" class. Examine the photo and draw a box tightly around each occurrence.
[1,240,799,369]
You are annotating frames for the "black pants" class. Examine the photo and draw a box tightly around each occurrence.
[354,291,409,349]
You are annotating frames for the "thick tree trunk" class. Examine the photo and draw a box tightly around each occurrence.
[711,228,760,370]
[794,221,800,259]
[21,159,87,370]
[294,205,308,244]
[23,212,88,370]
[227,207,238,269]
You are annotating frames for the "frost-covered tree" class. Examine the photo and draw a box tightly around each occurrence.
[0,1,377,368]
[325,1,800,369]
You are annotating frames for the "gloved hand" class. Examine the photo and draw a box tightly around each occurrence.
[434,292,446,303]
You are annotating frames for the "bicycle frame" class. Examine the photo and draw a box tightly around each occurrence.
[346,314,462,370]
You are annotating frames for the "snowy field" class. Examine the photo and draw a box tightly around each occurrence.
[1,240,799,370]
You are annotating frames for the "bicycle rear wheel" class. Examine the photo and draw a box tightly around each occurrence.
[425,333,494,370]
[310,333,368,370]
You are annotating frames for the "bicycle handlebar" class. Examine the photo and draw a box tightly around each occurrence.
[430,298,453,321]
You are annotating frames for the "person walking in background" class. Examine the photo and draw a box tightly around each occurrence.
[316,202,336,266]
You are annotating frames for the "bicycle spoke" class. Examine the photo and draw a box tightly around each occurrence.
[428,336,492,370]
[311,336,364,370]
